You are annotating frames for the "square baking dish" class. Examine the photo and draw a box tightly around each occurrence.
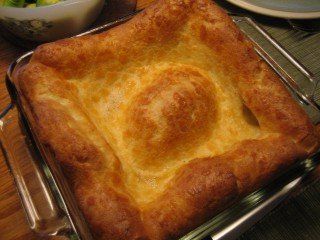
[1,13,320,240]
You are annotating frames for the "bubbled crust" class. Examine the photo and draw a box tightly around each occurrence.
[190,0,319,154]
[75,173,148,240]
[14,0,320,239]
[142,136,306,239]
[126,67,216,162]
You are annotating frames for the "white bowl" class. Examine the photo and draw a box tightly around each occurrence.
[0,0,104,42]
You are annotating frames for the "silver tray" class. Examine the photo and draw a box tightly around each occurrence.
[1,13,320,240]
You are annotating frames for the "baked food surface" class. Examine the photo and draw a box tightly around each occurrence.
[14,0,320,239]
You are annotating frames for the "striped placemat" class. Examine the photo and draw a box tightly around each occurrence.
[239,179,320,240]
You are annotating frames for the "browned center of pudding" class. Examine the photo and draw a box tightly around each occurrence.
[126,67,216,162]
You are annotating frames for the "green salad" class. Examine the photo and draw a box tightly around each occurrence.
[0,0,65,7]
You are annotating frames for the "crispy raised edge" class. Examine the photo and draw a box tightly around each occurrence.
[190,0,319,154]
[13,0,320,239]
[142,136,306,240]
[14,63,148,240]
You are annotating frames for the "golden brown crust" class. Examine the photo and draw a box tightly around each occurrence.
[14,0,319,239]
[126,67,217,162]
[75,173,148,240]
[142,136,306,239]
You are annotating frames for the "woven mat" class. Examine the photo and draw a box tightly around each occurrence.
[239,180,320,240]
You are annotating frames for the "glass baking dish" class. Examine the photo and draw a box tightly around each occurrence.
[1,13,320,240]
